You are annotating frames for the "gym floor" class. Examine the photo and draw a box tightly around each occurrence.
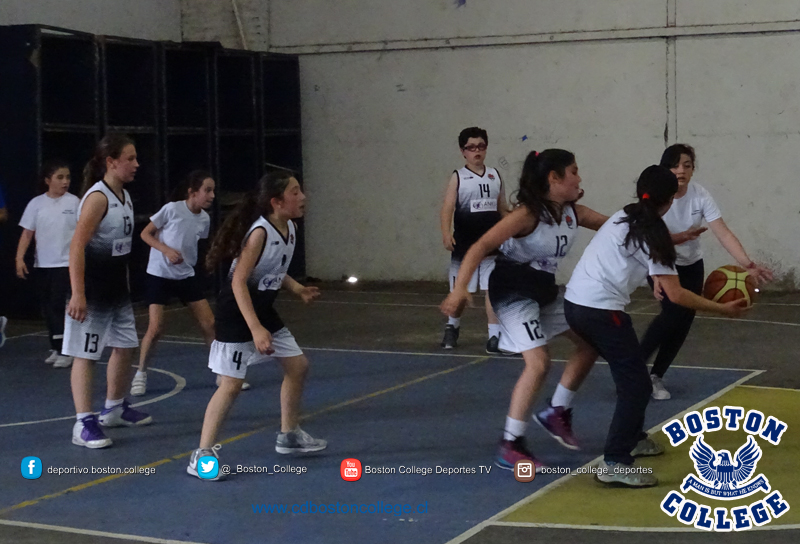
[1,282,798,544]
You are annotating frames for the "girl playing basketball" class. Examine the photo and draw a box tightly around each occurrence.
[564,165,748,487]
[16,160,80,368]
[64,134,152,449]
[130,170,248,396]
[187,171,325,480]
[640,144,772,400]
[441,149,608,471]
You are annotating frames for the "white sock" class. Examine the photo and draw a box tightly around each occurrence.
[551,384,576,409]
[447,317,461,328]
[488,324,501,338]
[104,398,124,409]
[135,370,147,378]
[76,412,91,421]
[504,417,528,441]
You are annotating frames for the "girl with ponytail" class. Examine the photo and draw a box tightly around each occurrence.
[131,170,220,396]
[441,149,609,472]
[564,164,749,488]
[64,133,152,449]
[640,144,773,401]
[188,170,326,480]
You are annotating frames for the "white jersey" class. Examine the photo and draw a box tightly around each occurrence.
[499,204,578,274]
[214,217,297,342]
[18,192,79,268]
[661,182,722,266]
[452,165,502,259]
[566,210,677,311]
[146,201,210,280]
[79,181,134,304]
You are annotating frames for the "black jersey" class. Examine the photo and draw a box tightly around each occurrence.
[215,217,296,342]
[452,165,502,260]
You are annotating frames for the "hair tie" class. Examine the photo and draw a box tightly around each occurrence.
[642,193,650,200]
[533,151,539,157]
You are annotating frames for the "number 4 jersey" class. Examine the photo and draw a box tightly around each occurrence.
[214,217,297,343]
[79,181,134,305]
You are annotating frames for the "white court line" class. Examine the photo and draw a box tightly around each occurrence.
[156,339,760,373]
[0,519,208,544]
[444,368,765,543]
[740,384,800,392]
[0,365,186,429]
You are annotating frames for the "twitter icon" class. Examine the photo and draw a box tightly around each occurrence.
[197,456,219,480]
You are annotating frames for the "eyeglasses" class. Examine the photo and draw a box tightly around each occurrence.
[462,144,487,152]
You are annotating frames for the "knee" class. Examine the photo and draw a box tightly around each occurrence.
[284,357,309,380]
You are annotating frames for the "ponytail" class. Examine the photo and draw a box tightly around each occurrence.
[205,170,294,271]
[513,149,575,224]
[617,165,678,266]
[170,169,213,202]
[82,134,135,195]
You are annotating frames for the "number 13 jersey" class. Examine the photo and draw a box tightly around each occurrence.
[79,181,134,305]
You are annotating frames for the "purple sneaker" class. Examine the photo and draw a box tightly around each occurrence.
[72,415,113,448]
[99,400,153,427]
[535,403,580,450]
[495,437,545,472]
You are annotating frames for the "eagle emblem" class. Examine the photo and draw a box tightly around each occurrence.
[690,435,761,490]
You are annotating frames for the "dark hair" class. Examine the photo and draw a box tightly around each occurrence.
[660,143,696,169]
[617,165,678,267]
[81,134,135,195]
[40,159,71,193]
[513,149,576,225]
[205,170,295,271]
[170,169,213,201]
[458,127,488,149]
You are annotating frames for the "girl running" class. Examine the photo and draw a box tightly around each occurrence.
[441,149,608,471]
[564,165,748,487]
[640,144,772,400]
[16,160,80,368]
[187,171,325,480]
[64,134,151,449]
[131,170,237,396]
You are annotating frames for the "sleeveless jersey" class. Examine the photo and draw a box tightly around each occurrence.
[452,166,502,259]
[491,205,579,306]
[79,181,134,305]
[215,217,297,342]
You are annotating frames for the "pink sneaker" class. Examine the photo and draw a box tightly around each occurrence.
[535,403,580,450]
[495,437,545,472]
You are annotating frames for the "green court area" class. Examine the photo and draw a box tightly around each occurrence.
[502,386,799,529]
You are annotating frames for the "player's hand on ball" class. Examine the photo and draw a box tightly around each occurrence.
[721,298,750,318]
[747,263,773,284]
[253,326,274,355]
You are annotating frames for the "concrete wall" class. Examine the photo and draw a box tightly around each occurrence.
[0,0,181,41]
[184,1,800,285]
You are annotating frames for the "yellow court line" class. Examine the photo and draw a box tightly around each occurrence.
[739,384,800,392]
[0,356,488,517]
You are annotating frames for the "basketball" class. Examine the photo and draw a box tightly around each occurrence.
[703,265,758,306]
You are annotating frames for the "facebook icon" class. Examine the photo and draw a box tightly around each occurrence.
[21,457,42,479]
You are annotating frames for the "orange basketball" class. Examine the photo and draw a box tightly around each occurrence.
[703,265,758,306]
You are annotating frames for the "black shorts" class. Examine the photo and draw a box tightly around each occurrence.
[145,273,205,306]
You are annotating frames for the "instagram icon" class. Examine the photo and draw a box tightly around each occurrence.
[340,459,362,481]
[514,460,535,483]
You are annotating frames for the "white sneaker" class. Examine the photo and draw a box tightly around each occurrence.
[72,415,113,449]
[276,427,327,454]
[651,375,671,400]
[53,355,73,368]
[595,459,658,488]
[45,350,59,364]
[131,373,147,396]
